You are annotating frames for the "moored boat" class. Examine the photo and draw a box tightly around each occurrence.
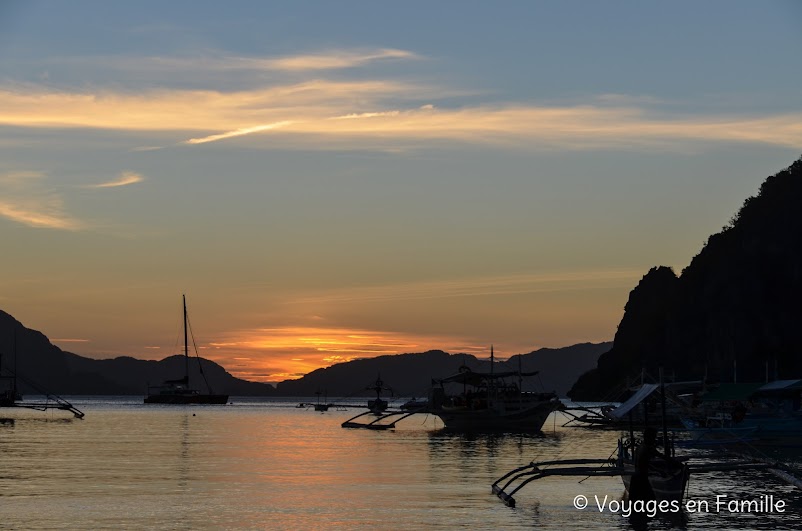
[144,295,228,405]
[492,372,802,512]
[428,347,561,431]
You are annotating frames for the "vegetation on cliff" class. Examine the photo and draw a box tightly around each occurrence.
[570,156,802,400]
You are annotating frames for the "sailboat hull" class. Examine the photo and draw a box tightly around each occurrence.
[144,393,228,405]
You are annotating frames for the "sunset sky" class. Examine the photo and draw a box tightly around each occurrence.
[1,2,800,383]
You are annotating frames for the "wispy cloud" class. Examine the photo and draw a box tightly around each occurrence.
[88,171,145,188]
[0,171,85,230]
[263,48,419,71]
[333,110,402,120]
[290,268,649,305]
[184,121,294,145]
[49,48,421,74]
[1,82,801,150]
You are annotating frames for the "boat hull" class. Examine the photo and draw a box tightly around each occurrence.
[434,399,559,431]
[144,394,229,405]
[621,462,689,503]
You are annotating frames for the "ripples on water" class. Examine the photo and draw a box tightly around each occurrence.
[1,397,800,529]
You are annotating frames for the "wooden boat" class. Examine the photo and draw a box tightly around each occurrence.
[144,295,228,405]
[427,347,560,431]
[491,435,802,509]
[679,380,802,446]
[366,375,391,414]
[342,348,560,431]
[492,373,802,511]
[313,390,330,411]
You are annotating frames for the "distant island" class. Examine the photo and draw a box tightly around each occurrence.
[570,155,802,400]
[0,308,609,398]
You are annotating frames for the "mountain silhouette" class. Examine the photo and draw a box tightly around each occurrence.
[569,156,802,400]
[0,310,275,396]
[275,343,610,398]
[0,308,608,397]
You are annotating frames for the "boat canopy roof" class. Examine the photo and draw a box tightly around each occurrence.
[757,379,802,391]
[435,367,539,387]
[609,383,660,419]
[700,382,764,402]
[753,379,802,397]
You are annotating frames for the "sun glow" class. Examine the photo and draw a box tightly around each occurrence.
[204,326,497,384]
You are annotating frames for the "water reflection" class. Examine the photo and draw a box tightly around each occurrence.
[0,399,800,529]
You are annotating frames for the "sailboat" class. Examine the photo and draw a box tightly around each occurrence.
[144,295,229,405]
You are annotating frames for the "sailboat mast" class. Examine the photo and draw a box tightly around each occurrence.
[13,328,17,396]
[183,294,189,385]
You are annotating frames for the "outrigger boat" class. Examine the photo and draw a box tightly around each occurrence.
[1,331,84,419]
[679,380,802,447]
[492,375,802,510]
[424,346,560,432]
[342,375,412,429]
[144,295,228,405]
[313,390,330,412]
[342,347,561,431]
[367,375,391,414]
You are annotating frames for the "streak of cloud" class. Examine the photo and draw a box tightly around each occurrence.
[264,48,418,71]
[1,83,801,150]
[50,48,420,73]
[88,171,144,188]
[289,269,646,305]
[184,121,293,145]
[0,171,85,230]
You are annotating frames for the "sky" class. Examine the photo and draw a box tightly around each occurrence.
[0,1,800,384]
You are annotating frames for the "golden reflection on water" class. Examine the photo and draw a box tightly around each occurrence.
[0,400,800,529]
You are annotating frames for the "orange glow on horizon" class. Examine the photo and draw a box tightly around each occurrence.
[198,326,521,385]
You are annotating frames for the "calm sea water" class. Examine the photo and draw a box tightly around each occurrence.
[1,397,801,530]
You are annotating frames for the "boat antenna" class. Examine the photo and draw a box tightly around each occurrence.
[13,327,18,397]
[518,351,523,408]
[660,366,669,458]
[490,345,495,398]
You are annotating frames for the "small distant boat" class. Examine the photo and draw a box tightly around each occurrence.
[314,390,329,411]
[428,347,561,431]
[144,295,228,405]
[366,375,392,414]
[400,398,428,411]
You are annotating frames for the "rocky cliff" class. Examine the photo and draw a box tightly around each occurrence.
[570,156,802,400]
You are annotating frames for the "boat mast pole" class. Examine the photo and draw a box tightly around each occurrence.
[490,345,495,399]
[13,328,17,397]
[518,353,522,407]
[660,366,669,458]
[183,294,189,386]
